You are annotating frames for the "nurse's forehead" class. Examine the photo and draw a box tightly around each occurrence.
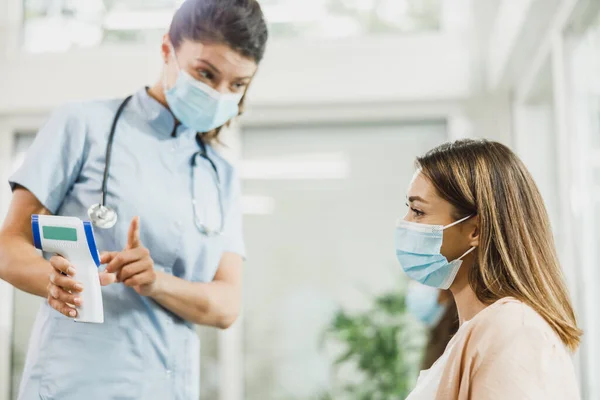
[176,41,258,77]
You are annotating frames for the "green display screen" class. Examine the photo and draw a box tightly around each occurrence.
[42,226,77,242]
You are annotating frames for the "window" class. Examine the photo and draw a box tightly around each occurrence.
[241,121,446,398]
[22,0,183,52]
[259,0,442,38]
[22,0,443,53]
[567,12,600,399]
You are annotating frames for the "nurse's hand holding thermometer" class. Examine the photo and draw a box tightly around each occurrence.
[47,216,156,318]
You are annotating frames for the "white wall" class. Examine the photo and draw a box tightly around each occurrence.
[0,34,474,115]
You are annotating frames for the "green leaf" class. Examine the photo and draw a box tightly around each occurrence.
[320,281,425,399]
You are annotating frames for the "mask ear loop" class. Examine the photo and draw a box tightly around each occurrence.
[442,214,474,230]
[440,246,478,290]
[457,245,476,260]
[445,215,478,261]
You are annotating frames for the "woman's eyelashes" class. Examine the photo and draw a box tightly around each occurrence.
[406,203,425,217]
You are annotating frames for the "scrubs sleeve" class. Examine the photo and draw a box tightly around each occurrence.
[9,103,88,214]
[221,171,246,259]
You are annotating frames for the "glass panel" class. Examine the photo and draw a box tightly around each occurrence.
[260,0,442,38]
[568,11,600,400]
[22,0,182,52]
[241,122,446,399]
[22,0,442,53]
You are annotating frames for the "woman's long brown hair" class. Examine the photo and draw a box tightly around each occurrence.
[417,139,582,351]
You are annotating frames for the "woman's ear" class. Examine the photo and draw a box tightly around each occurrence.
[468,215,480,247]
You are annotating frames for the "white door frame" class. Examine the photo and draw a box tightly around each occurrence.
[0,123,16,400]
[0,114,45,400]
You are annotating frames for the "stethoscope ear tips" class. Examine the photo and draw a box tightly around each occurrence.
[88,203,118,229]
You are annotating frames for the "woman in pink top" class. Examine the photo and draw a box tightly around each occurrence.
[395,139,582,400]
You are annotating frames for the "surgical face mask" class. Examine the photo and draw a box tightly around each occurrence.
[163,48,243,132]
[406,282,447,327]
[395,214,475,289]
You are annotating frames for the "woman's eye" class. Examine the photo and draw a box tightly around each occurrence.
[411,207,424,217]
[405,203,424,217]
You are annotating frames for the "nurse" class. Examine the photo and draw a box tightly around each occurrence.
[0,0,268,399]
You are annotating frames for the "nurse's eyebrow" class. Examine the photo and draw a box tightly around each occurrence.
[408,196,428,204]
[196,58,254,80]
[196,59,221,75]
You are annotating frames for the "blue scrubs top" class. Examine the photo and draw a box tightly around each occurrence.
[9,88,245,400]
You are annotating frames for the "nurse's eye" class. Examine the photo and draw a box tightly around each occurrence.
[198,70,214,81]
[231,82,247,92]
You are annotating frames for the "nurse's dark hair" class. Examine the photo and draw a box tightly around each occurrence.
[416,139,582,351]
[169,0,268,62]
[168,0,269,140]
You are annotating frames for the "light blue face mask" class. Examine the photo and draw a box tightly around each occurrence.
[164,48,243,132]
[395,215,475,290]
[406,282,447,327]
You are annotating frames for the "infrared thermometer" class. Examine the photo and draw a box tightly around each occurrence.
[32,214,104,323]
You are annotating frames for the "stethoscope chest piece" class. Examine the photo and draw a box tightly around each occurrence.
[88,203,118,229]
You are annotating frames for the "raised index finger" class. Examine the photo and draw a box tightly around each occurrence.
[126,216,141,250]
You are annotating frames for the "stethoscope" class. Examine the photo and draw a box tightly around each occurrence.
[87,95,225,236]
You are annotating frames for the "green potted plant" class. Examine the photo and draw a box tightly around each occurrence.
[320,286,425,399]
